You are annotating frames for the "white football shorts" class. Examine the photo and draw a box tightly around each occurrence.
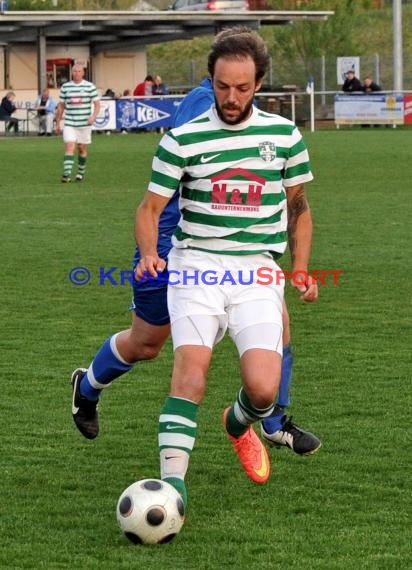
[63,125,93,145]
[167,248,284,355]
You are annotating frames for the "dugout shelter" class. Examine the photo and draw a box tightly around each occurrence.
[0,9,332,96]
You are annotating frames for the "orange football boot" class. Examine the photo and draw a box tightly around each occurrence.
[223,407,270,484]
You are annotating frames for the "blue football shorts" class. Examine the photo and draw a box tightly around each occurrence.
[130,268,170,326]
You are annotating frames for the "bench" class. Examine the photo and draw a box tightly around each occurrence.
[0,116,29,136]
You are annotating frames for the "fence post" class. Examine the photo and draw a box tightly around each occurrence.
[306,77,315,132]
[321,55,326,106]
[374,53,380,86]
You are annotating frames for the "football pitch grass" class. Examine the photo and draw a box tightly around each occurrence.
[1,129,410,570]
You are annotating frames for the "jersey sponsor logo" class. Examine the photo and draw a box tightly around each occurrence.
[210,167,265,210]
[258,141,276,162]
[200,153,221,163]
[69,97,85,106]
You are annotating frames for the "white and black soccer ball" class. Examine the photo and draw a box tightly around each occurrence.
[116,479,185,545]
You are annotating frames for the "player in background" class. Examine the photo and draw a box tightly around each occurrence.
[55,64,100,183]
[71,43,320,459]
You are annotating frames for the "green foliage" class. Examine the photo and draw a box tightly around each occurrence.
[257,0,362,77]
[11,0,138,8]
[146,4,412,89]
[11,0,56,9]
[0,130,411,569]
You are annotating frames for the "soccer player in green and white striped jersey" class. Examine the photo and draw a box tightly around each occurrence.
[55,64,100,183]
[135,27,318,508]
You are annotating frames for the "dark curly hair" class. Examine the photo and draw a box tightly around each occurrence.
[207,26,269,82]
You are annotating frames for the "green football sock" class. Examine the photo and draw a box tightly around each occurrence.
[63,154,74,177]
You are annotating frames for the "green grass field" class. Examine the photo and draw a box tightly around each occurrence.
[1,129,411,570]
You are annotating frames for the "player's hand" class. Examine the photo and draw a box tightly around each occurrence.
[134,255,166,281]
[291,273,318,303]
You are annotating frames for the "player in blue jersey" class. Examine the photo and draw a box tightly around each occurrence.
[71,58,320,457]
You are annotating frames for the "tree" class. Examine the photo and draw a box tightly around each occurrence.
[12,0,137,9]
[12,0,56,9]
[265,0,363,79]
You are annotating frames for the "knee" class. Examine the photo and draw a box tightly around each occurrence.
[248,384,278,410]
[116,331,163,363]
[137,343,162,361]
[252,393,276,410]
[125,341,162,362]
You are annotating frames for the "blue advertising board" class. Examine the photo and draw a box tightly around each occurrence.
[115,97,182,130]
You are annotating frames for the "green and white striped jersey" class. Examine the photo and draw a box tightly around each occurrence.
[148,105,313,257]
[59,80,99,128]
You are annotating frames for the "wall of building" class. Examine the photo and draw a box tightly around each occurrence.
[0,44,147,95]
[5,46,37,89]
[93,49,147,97]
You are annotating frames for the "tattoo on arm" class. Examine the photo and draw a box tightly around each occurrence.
[287,187,309,263]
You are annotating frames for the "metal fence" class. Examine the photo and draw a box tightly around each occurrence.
[255,89,412,130]
[104,90,411,131]
[148,53,412,95]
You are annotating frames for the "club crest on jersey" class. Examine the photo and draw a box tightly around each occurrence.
[258,141,276,162]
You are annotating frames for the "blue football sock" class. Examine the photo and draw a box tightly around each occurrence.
[80,334,134,401]
[277,343,292,408]
[262,344,293,433]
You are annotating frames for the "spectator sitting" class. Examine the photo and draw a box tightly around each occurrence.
[342,70,362,93]
[362,76,381,93]
[0,91,19,134]
[153,75,169,95]
[34,88,56,136]
[102,88,116,98]
[133,75,154,97]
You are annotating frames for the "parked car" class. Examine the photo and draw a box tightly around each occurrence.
[169,0,249,11]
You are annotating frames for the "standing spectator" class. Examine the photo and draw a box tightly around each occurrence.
[362,76,381,93]
[133,75,155,132]
[34,88,56,136]
[153,75,169,95]
[342,70,362,93]
[133,75,154,97]
[153,75,169,133]
[55,64,100,184]
[0,91,19,134]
